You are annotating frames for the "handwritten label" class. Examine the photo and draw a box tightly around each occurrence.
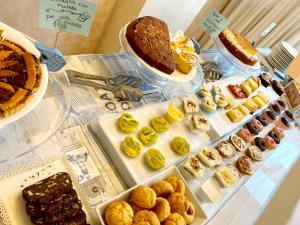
[260,22,277,37]
[199,9,230,38]
[39,0,96,36]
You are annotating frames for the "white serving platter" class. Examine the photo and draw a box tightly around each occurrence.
[0,21,48,127]
[96,166,207,225]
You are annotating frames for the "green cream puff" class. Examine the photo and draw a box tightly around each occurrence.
[121,136,143,158]
[171,136,190,155]
[165,104,184,123]
[117,113,139,133]
[139,126,159,146]
[151,116,170,133]
[144,148,165,170]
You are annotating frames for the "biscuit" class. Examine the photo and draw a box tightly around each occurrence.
[105,201,133,225]
[182,201,195,224]
[164,177,185,195]
[133,210,160,225]
[164,213,186,225]
[151,181,174,197]
[167,193,188,214]
[152,197,170,222]
[132,185,156,209]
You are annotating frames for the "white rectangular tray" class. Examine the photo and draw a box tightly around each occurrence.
[96,166,207,225]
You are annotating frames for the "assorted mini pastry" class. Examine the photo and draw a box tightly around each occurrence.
[139,126,159,146]
[171,136,190,156]
[237,128,252,143]
[184,155,205,178]
[212,85,225,96]
[264,136,277,150]
[227,84,246,99]
[215,141,236,158]
[214,95,228,108]
[182,97,199,114]
[215,165,240,187]
[273,127,284,139]
[255,114,268,126]
[276,116,291,130]
[271,80,284,96]
[230,134,247,152]
[166,104,184,123]
[121,136,143,158]
[253,137,267,151]
[246,145,263,161]
[283,110,294,122]
[201,96,217,113]
[151,116,170,133]
[197,147,222,167]
[240,76,260,97]
[226,108,244,122]
[118,113,139,133]
[268,131,280,144]
[189,113,210,132]
[144,148,165,170]
[236,155,254,175]
[259,72,271,87]
[198,85,212,98]
[263,110,277,123]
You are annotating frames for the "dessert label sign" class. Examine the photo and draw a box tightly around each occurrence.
[39,0,96,36]
[199,9,230,37]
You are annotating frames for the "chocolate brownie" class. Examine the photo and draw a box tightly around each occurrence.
[126,16,175,74]
[22,172,72,205]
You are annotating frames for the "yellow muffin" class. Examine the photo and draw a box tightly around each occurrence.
[164,176,185,195]
[105,201,134,225]
[164,213,186,225]
[133,210,160,225]
[167,193,187,214]
[151,180,174,197]
[132,185,156,209]
[153,197,171,222]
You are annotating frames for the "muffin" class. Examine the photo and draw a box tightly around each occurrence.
[151,181,174,197]
[167,193,187,214]
[132,185,156,209]
[105,201,134,225]
[164,213,186,225]
[133,210,160,225]
[164,177,185,195]
[152,197,170,222]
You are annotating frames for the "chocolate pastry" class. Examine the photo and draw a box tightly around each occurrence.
[227,84,246,99]
[284,110,294,121]
[268,131,280,144]
[236,155,254,175]
[254,137,267,151]
[259,72,271,87]
[271,103,281,115]
[271,80,284,96]
[265,110,277,121]
[279,116,290,129]
[255,114,268,126]
[276,99,286,109]
[246,122,260,135]
[246,145,263,161]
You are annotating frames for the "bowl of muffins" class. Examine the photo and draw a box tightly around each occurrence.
[97,166,207,225]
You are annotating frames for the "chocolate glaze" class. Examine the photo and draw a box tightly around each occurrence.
[254,137,267,151]
[268,131,280,144]
[256,114,268,126]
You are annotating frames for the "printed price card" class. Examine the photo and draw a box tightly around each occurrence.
[199,9,230,37]
[39,0,96,36]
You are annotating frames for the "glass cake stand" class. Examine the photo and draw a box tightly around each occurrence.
[119,26,204,97]
[212,36,262,77]
[0,71,70,163]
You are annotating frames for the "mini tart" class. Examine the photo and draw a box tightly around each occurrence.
[171,136,190,156]
[151,116,170,133]
[182,97,198,113]
[276,99,286,110]
[184,155,205,178]
[240,82,252,97]
[247,76,260,91]
[236,155,254,175]
[227,84,246,99]
[226,108,244,122]
[118,113,139,133]
[270,103,281,115]
[263,110,277,122]
[237,128,252,143]
[264,136,277,150]
[189,113,210,132]
[144,148,165,170]
[252,96,265,108]
[201,96,217,112]
[246,145,263,161]
[283,110,294,122]
[273,127,284,139]
[255,114,268,126]
[276,116,290,130]
[215,165,240,187]
[139,126,159,146]
[246,121,260,135]
[251,118,264,131]
[197,147,222,167]
[212,85,224,96]
[214,94,228,108]
[166,104,184,123]
[198,85,212,97]
[243,99,258,113]
[121,136,143,158]
[215,141,236,158]
[268,131,280,144]
[230,134,246,152]
[253,137,267,151]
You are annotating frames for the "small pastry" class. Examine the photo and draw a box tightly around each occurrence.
[133,210,160,225]
[139,126,159,146]
[236,155,254,175]
[164,177,185,195]
[227,84,246,99]
[237,104,250,116]
[271,80,284,96]
[197,147,222,167]
[259,72,271,87]
[268,131,280,144]
[212,85,224,96]
[189,113,210,132]
[118,113,139,133]
[167,193,187,215]
[276,117,290,130]
[246,145,263,161]
[276,99,286,110]
[270,103,281,115]
[214,95,228,108]
[152,181,174,197]
[105,201,134,225]
[253,137,267,151]
[237,128,252,143]
[166,104,184,123]
[153,197,171,222]
[215,141,236,158]
[283,110,294,122]
[230,134,247,151]
[151,116,170,133]
[171,136,190,156]
[256,91,269,104]
[251,118,264,131]
[182,201,195,224]
[240,82,252,97]
[252,96,265,108]
[273,127,284,139]
[198,85,212,97]
[225,98,236,109]
[164,213,186,225]
[255,114,268,126]
[246,121,260,135]
[263,110,277,122]
[264,136,277,150]
[247,77,260,91]
[215,165,240,187]
[243,99,258,113]
[226,108,244,122]
[144,148,165,170]
[121,136,143,158]
[182,97,198,114]
[132,185,157,209]
[201,96,217,112]
[184,155,205,178]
